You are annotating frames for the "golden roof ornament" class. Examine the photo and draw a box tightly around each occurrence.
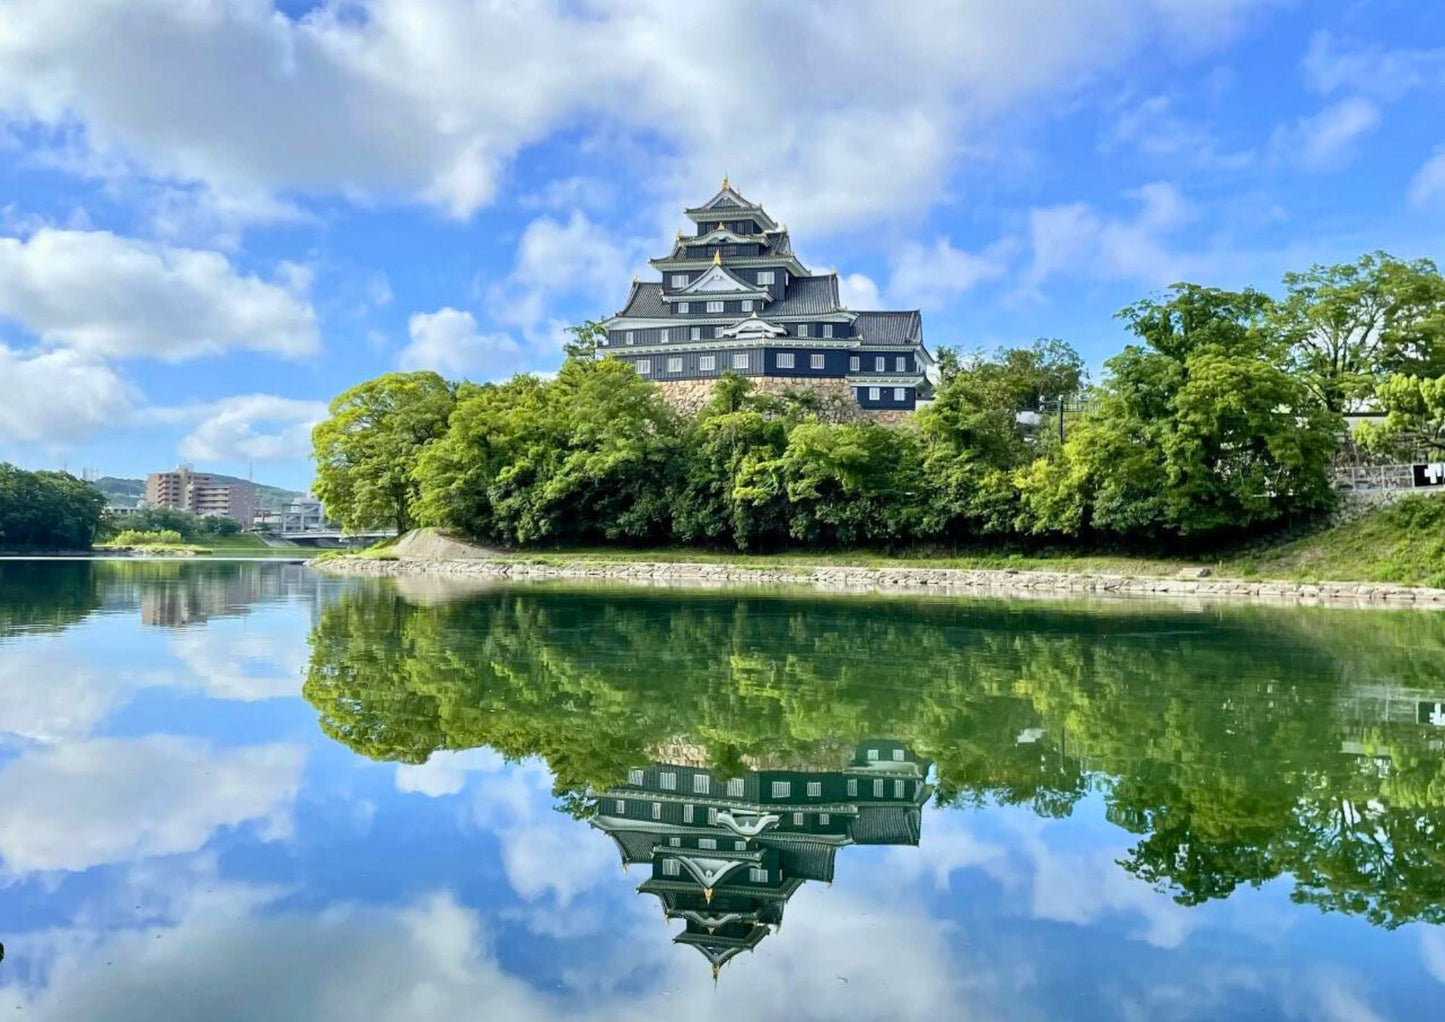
[712,249,721,265]
[721,172,729,189]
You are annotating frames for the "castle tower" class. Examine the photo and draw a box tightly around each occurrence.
[600,181,934,420]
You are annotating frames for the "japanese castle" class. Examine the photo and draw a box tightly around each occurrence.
[601,180,934,415]
[589,739,931,976]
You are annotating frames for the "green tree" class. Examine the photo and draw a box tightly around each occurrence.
[311,371,457,535]
[1359,373,1445,457]
[1017,285,1338,540]
[1270,252,1445,412]
[0,464,107,551]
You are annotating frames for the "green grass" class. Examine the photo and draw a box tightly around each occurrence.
[94,533,321,559]
[1223,495,1445,588]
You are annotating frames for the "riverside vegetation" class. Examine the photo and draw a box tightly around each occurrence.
[307,255,1445,579]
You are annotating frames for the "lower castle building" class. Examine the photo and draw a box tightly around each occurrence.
[601,180,935,420]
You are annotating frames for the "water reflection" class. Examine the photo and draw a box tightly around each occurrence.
[3,561,1445,1018]
[592,741,930,974]
[303,581,1445,935]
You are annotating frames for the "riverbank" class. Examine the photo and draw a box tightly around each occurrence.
[312,542,1445,608]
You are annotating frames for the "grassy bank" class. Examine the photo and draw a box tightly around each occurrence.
[329,493,1445,589]
[91,534,321,559]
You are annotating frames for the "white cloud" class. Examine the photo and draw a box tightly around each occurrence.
[0,344,135,444]
[396,748,507,798]
[399,306,521,379]
[1025,181,1194,288]
[888,238,1011,308]
[1272,97,1381,171]
[1101,93,1253,170]
[0,228,318,361]
[0,0,1278,233]
[1303,31,1445,101]
[0,736,304,873]
[837,272,882,310]
[174,393,328,462]
[1408,149,1445,208]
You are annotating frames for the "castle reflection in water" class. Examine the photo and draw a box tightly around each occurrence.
[590,740,931,975]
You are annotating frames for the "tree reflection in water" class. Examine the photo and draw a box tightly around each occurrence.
[302,583,1445,951]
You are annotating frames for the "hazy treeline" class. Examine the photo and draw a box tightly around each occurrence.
[313,253,1445,552]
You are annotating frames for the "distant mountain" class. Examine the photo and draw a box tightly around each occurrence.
[93,474,305,511]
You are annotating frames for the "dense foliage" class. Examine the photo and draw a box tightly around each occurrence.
[304,583,1445,928]
[311,255,1445,552]
[0,463,107,551]
[105,505,242,539]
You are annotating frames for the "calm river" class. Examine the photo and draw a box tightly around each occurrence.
[1,559,1444,1020]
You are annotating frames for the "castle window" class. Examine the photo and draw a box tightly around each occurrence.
[708,807,718,824]
[690,327,701,341]
[820,812,831,824]
[659,329,669,343]
[792,812,804,825]
[678,302,689,313]
[652,801,663,819]
[663,858,681,876]
[628,769,644,785]
[757,270,775,285]
[798,324,810,338]
[822,324,833,339]
[869,387,881,401]
[749,867,768,883]
[684,804,694,822]
[706,300,724,314]
[875,356,885,371]
[699,355,716,371]
[742,300,753,312]
[867,749,879,761]
[727,777,745,796]
[669,836,681,847]
[894,388,906,401]
[732,353,749,370]
[776,352,795,369]
[713,326,723,338]
[699,837,717,850]
[637,359,651,375]
[693,774,710,794]
[873,779,884,797]
[807,781,822,797]
[810,354,825,369]
[615,799,626,813]
[667,357,683,373]
[671,274,688,288]
[771,781,791,798]
[850,356,860,372]
[735,840,747,850]
[893,749,905,761]
[895,779,906,798]
[847,778,858,796]
[625,331,634,345]
[660,771,677,790]
[896,356,907,371]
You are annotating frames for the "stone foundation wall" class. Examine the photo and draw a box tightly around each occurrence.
[313,557,1445,608]
[655,376,909,424]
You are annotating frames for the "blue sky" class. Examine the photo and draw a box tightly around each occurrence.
[1,0,1443,491]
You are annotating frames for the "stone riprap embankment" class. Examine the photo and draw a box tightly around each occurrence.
[312,556,1445,608]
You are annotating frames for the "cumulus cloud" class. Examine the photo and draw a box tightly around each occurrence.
[837,272,882,311]
[0,736,304,873]
[0,0,1276,233]
[1025,181,1194,288]
[0,228,318,361]
[399,307,521,379]
[174,393,328,462]
[396,748,507,798]
[888,237,1011,309]
[1272,97,1381,171]
[0,344,135,443]
[1408,149,1445,208]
